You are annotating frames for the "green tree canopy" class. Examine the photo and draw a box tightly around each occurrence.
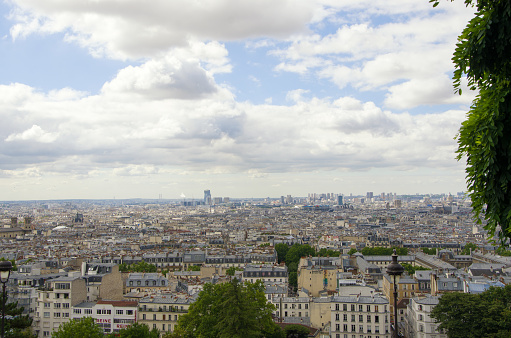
[275,243,289,264]
[118,261,157,273]
[316,248,341,257]
[431,285,511,337]
[361,247,407,256]
[400,263,430,275]
[52,317,103,338]
[0,299,35,338]
[226,266,243,276]
[348,248,358,255]
[175,279,280,338]
[461,242,478,255]
[113,322,160,338]
[421,247,437,255]
[430,0,511,245]
[283,324,309,338]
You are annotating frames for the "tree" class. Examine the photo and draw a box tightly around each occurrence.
[226,266,243,276]
[283,324,309,338]
[422,247,437,255]
[114,323,160,338]
[52,317,103,338]
[0,299,35,338]
[348,248,358,255]
[400,263,430,275]
[461,242,478,255]
[430,0,511,245]
[316,248,341,257]
[187,265,201,272]
[119,261,157,273]
[361,247,407,256]
[175,279,280,338]
[275,243,289,264]
[431,285,511,337]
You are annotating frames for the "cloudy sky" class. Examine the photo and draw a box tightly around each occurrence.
[0,0,476,200]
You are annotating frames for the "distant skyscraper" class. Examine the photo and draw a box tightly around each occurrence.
[204,190,211,205]
[337,195,343,205]
[366,192,373,200]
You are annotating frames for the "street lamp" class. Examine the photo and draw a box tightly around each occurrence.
[386,249,404,338]
[0,260,12,338]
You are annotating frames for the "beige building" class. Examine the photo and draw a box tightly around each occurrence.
[34,276,87,337]
[138,295,193,335]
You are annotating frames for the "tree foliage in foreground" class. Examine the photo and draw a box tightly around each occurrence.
[431,285,511,338]
[174,279,281,338]
[0,299,35,338]
[52,317,103,338]
[430,0,511,245]
[113,322,160,338]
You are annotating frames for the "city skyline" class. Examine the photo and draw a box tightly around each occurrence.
[0,1,476,200]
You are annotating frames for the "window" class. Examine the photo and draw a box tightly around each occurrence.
[336,314,340,321]
[85,309,92,315]
[305,304,308,309]
[367,305,371,312]
[126,310,133,315]
[367,315,371,322]
[375,316,379,323]
[162,324,165,331]
[73,309,81,314]
[359,325,363,332]
[298,304,302,309]
[375,306,379,312]
[351,325,355,332]
[54,303,61,309]
[419,314,423,321]
[63,303,69,309]
[44,312,50,318]
[336,324,340,331]
[343,304,347,311]
[351,315,355,322]
[63,313,69,318]
[153,314,156,320]
[54,312,61,318]
[351,304,355,311]
[343,314,347,321]
[117,310,124,315]
[343,324,348,331]
[143,314,146,320]
[359,305,363,312]
[44,303,50,308]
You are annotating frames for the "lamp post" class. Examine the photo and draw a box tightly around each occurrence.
[386,249,404,338]
[0,260,12,338]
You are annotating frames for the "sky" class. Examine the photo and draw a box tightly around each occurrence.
[0,0,477,201]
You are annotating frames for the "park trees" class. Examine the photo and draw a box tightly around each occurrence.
[174,279,282,338]
[52,317,103,338]
[431,0,511,245]
[114,322,160,338]
[431,285,511,337]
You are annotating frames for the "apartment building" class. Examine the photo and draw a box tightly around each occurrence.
[405,296,446,338]
[242,265,288,285]
[137,295,194,335]
[330,295,390,338]
[34,276,87,337]
[71,300,137,334]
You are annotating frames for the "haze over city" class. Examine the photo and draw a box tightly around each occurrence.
[0,1,476,200]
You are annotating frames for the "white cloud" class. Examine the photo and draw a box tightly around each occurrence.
[5,125,58,143]
[9,0,317,60]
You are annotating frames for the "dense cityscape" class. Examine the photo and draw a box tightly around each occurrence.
[1,191,509,337]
